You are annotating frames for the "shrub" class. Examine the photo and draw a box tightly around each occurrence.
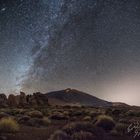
[83,116,92,121]
[63,122,94,135]
[26,117,51,127]
[112,109,121,116]
[126,110,136,117]
[0,118,19,133]
[17,115,31,124]
[72,131,95,140]
[50,112,68,120]
[115,123,128,135]
[94,115,115,132]
[63,122,104,138]
[89,111,101,118]
[48,130,72,140]
[126,110,140,117]
[27,110,43,118]
[42,117,51,126]
[110,130,119,136]
[27,118,43,127]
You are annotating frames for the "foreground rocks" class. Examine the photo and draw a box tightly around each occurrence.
[0,92,49,108]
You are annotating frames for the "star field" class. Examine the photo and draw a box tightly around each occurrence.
[0,0,140,105]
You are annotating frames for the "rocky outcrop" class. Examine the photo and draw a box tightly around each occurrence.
[8,94,19,107]
[26,92,48,106]
[26,95,37,106]
[33,92,48,106]
[19,92,27,106]
[0,92,49,108]
[0,94,8,107]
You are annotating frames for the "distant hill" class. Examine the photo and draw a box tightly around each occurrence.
[46,88,112,107]
[112,102,130,107]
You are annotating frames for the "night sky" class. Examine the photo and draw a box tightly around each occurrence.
[0,0,140,105]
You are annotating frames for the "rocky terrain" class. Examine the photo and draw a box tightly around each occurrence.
[0,92,49,108]
[0,89,139,140]
[0,89,112,108]
[46,88,112,107]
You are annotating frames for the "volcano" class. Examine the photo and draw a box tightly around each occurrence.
[46,88,112,107]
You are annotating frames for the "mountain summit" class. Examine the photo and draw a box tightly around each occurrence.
[46,88,112,107]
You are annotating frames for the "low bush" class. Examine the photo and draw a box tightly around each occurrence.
[115,123,128,135]
[94,115,115,132]
[0,118,19,133]
[63,122,104,138]
[50,112,68,120]
[63,122,94,135]
[27,110,43,118]
[42,117,51,126]
[72,131,95,140]
[49,130,72,140]
[83,116,92,121]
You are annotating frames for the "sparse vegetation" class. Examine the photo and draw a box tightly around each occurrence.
[49,130,71,140]
[83,116,92,121]
[27,110,43,118]
[63,122,95,135]
[115,123,128,135]
[42,117,51,126]
[72,131,95,140]
[0,104,139,140]
[0,118,19,133]
[50,112,68,120]
[94,115,115,132]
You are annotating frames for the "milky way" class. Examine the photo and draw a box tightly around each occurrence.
[1,0,140,105]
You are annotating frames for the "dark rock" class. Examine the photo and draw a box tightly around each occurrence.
[7,94,18,107]
[19,92,27,106]
[26,95,37,106]
[33,92,48,106]
[0,94,7,107]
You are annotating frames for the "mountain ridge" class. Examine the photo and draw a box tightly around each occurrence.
[46,88,112,107]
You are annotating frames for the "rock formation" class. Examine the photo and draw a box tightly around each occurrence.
[0,94,8,107]
[0,92,49,108]
[33,92,48,106]
[19,92,27,106]
[8,94,18,107]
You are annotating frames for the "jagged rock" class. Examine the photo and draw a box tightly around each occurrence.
[19,92,27,106]
[0,94,7,107]
[7,94,18,107]
[0,92,49,107]
[26,93,48,106]
[33,92,48,106]
[26,95,37,106]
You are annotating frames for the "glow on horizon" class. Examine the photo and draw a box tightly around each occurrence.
[98,75,140,106]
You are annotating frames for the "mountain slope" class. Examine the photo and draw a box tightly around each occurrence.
[46,88,112,107]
